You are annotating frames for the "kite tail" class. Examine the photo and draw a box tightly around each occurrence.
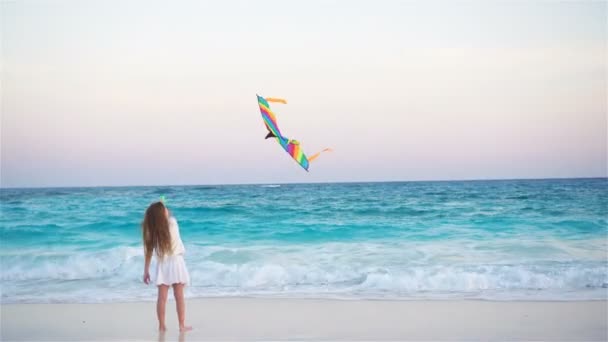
[308,148,333,163]
[266,97,287,104]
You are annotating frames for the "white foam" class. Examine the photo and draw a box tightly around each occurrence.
[1,241,607,303]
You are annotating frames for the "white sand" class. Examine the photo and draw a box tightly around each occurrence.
[1,298,606,341]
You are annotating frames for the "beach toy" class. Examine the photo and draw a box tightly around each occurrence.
[160,195,167,205]
[256,95,332,171]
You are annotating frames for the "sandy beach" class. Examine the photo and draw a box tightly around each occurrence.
[1,298,606,341]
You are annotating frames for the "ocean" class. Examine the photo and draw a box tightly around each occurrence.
[1,178,607,303]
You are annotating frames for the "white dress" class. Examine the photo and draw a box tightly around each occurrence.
[155,217,190,286]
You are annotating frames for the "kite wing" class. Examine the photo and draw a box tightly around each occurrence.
[257,95,331,171]
[257,95,285,141]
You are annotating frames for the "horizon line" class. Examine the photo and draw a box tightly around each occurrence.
[1,176,606,191]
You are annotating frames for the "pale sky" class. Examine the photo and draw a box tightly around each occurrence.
[1,0,606,187]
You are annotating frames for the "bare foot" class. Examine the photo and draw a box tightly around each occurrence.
[179,325,193,332]
[159,325,167,332]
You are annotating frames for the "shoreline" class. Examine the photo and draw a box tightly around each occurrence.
[3,294,608,305]
[2,298,607,341]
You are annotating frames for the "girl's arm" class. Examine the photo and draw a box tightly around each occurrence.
[143,250,152,284]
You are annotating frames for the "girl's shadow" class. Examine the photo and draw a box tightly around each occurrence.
[157,331,187,342]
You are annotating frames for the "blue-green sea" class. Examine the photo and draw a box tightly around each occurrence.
[1,178,607,303]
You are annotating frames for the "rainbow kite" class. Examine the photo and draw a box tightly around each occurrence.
[257,95,331,171]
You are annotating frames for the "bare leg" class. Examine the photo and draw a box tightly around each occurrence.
[172,283,192,332]
[157,285,169,331]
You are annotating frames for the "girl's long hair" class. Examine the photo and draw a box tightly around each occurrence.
[142,202,172,259]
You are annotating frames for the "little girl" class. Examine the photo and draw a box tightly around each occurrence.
[142,201,192,332]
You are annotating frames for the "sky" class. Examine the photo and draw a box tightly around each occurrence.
[1,0,606,187]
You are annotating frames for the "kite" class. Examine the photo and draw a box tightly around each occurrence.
[257,95,332,171]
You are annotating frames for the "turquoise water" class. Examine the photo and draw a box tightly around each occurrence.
[1,178,607,303]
